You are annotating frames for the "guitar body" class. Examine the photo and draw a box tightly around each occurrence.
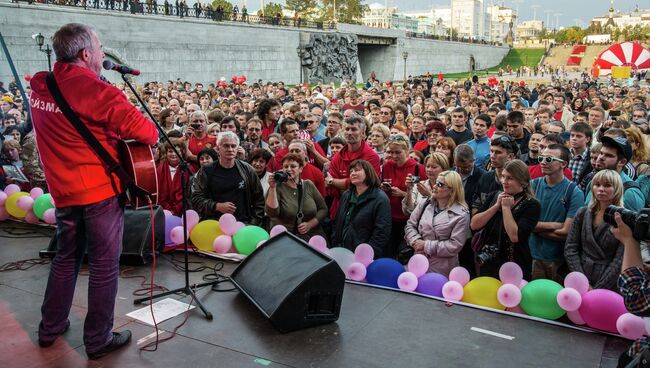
[118,140,158,209]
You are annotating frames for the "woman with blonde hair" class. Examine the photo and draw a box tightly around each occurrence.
[565,170,624,290]
[402,152,450,215]
[404,171,470,276]
[368,123,390,162]
[624,126,650,179]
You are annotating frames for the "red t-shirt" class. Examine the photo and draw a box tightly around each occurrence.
[528,164,573,180]
[262,119,276,141]
[188,135,216,171]
[381,158,425,222]
[301,163,326,197]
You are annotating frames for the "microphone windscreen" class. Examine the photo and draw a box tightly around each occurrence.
[102,60,114,70]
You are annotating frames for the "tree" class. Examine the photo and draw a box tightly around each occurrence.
[284,0,317,19]
[262,1,282,17]
[211,0,232,12]
[318,0,368,24]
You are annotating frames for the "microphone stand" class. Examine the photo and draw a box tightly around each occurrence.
[120,73,214,320]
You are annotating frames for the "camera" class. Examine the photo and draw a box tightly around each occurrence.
[190,123,202,130]
[476,243,500,265]
[273,170,289,183]
[603,206,650,241]
[411,176,420,184]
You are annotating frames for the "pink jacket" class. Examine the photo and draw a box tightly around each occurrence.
[404,200,470,277]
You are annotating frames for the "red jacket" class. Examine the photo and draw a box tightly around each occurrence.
[381,158,425,222]
[301,163,326,197]
[29,63,158,207]
[327,141,380,218]
[156,161,191,216]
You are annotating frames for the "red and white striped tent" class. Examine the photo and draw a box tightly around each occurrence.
[592,41,650,76]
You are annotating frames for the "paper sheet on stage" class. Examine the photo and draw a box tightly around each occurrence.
[126,298,195,326]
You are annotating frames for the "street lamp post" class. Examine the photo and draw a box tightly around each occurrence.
[34,33,52,72]
[297,47,303,84]
[402,51,408,82]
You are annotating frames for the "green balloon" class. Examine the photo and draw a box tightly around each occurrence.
[33,194,55,220]
[520,279,565,320]
[232,225,269,256]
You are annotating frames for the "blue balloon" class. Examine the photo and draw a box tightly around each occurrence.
[366,258,404,289]
[415,273,449,297]
[165,216,183,245]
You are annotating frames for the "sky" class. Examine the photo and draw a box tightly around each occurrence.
[259,0,644,28]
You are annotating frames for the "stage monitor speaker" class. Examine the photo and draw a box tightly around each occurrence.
[230,232,345,333]
[39,205,165,266]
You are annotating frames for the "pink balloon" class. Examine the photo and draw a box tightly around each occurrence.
[170,226,185,245]
[219,214,237,235]
[29,187,44,199]
[567,310,586,325]
[407,254,429,277]
[519,279,528,289]
[449,266,470,286]
[4,184,20,196]
[213,235,232,253]
[163,209,173,217]
[270,224,288,237]
[557,288,582,311]
[579,289,627,333]
[617,313,646,340]
[0,207,9,221]
[507,305,526,314]
[308,235,328,252]
[499,262,523,286]
[397,272,419,292]
[497,284,522,308]
[354,243,374,267]
[256,240,266,248]
[24,210,39,224]
[43,208,56,224]
[16,196,34,211]
[346,262,367,281]
[183,210,200,231]
[234,221,246,233]
[0,191,6,206]
[50,196,56,206]
[564,272,590,295]
[442,281,464,301]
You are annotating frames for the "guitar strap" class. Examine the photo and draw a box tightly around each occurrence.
[45,72,141,196]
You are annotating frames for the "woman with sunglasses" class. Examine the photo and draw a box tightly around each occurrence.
[404,171,470,276]
[564,170,625,291]
[470,160,541,280]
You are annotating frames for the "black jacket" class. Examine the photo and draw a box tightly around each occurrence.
[463,165,486,212]
[330,186,392,257]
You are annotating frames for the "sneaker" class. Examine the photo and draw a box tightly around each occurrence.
[87,330,132,360]
[38,320,71,348]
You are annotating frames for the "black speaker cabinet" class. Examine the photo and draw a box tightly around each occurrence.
[231,232,345,333]
[39,206,165,265]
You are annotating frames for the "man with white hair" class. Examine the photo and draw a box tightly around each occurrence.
[191,131,264,225]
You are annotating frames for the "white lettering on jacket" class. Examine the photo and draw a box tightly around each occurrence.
[29,96,62,114]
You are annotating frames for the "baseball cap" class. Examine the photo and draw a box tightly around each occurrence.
[601,136,632,162]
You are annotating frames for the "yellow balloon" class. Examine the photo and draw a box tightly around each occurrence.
[462,276,505,310]
[189,220,224,251]
[5,192,29,218]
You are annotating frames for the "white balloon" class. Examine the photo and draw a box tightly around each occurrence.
[327,247,355,273]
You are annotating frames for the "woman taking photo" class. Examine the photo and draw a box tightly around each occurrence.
[470,160,541,279]
[564,170,624,291]
[402,152,450,215]
[404,171,470,276]
[266,153,328,241]
[331,160,392,257]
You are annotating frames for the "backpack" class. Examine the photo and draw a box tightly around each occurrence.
[633,175,650,207]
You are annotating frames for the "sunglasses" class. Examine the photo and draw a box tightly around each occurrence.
[388,135,408,142]
[434,180,449,188]
[538,156,565,164]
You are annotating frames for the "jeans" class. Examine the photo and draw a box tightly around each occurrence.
[39,196,125,353]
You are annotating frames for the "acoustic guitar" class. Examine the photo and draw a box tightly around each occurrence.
[118,140,159,209]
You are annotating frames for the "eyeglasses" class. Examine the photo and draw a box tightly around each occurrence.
[538,156,565,164]
[380,111,391,115]
[434,180,449,188]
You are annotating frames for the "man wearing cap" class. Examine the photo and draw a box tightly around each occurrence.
[584,136,645,212]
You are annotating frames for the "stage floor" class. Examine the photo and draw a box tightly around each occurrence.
[0,221,630,367]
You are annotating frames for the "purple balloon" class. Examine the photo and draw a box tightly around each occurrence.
[415,273,449,297]
[165,216,183,245]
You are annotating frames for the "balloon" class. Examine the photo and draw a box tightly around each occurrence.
[520,279,528,289]
[29,187,44,199]
[5,192,30,218]
[43,208,57,224]
[190,220,224,251]
[163,209,173,217]
[213,235,232,253]
[499,262,523,286]
[256,240,266,248]
[33,193,55,220]
[0,191,6,206]
[354,243,374,267]
[645,317,650,336]
[4,184,20,196]
[183,210,200,231]
[240,75,247,82]
[449,267,470,286]
[407,254,429,278]
[507,305,527,314]
[328,247,355,273]
[579,289,627,333]
[0,207,9,221]
[497,284,522,308]
[366,258,404,288]
[397,272,418,292]
[234,221,245,233]
[557,288,582,312]
[218,214,237,235]
[24,210,39,224]
[170,226,186,245]
[346,262,367,281]
[564,272,590,295]
[442,281,464,301]
[415,272,448,297]
[50,196,55,206]
[567,310,586,325]
[520,279,565,320]
[164,216,183,245]
[16,195,34,211]
[308,235,328,253]
[270,224,288,237]
[463,277,505,310]
[232,225,269,256]
[617,313,646,340]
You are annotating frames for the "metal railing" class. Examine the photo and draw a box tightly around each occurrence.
[12,0,336,30]
[405,31,504,46]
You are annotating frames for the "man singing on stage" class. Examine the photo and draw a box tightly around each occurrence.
[29,23,158,359]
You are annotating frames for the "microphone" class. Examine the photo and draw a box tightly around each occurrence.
[102,60,141,76]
